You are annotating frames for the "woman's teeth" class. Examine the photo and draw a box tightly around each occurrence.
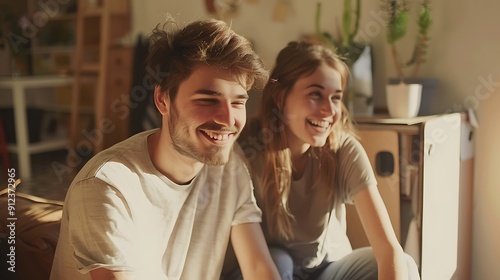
[308,120,330,128]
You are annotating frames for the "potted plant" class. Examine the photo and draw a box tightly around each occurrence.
[383,0,432,118]
[313,0,374,116]
[315,0,366,67]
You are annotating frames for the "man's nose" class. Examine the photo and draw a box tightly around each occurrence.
[213,102,235,127]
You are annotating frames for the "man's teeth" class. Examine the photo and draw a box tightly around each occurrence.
[205,131,229,140]
[309,120,330,128]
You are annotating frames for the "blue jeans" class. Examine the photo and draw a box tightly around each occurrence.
[224,246,420,280]
[274,246,420,280]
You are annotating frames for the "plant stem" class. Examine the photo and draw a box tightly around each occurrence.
[412,1,431,77]
[342,0,352,47]
[391,44,405,82]
[349,0,361,43]
[411,37,424,77]
[315,2,322,35]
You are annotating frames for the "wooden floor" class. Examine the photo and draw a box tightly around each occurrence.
[1,149,90,201]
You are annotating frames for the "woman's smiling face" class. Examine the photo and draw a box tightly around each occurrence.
[283,63,343,151]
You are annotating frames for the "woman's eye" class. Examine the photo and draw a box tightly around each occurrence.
[309,92,322,99]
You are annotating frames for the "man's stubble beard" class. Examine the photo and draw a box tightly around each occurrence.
[168,103,237,166]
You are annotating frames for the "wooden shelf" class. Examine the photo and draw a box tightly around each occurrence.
[31,46,74,54]
[82,8,104,17]
[48,13,77,21]
[71,0,132,153]
[81,64,100,72]
[27,0,77,76]
[7,138,68,154]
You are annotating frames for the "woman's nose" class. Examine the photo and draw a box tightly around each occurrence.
[320,99,337,116]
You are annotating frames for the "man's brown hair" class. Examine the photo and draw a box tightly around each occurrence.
[147,18,268,101]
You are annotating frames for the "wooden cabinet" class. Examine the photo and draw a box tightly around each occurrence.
[346,113,472,279]
[346,129,401,246]
[21,0,132,151]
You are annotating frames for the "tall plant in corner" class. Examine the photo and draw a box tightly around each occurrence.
[384,0,432,82]
[314,0,373,113]
[315,0,365,67]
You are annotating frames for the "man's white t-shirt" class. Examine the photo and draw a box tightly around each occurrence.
[50,129,261,280]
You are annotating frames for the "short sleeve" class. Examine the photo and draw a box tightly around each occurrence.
[336,134,377,204]
[230,144,262,226]
[65,178,139,274]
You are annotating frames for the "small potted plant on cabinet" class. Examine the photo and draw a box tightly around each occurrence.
[383,0,432,118]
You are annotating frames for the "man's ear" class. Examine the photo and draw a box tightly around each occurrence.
[154,85,170,115]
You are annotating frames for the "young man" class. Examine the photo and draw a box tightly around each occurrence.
[50,19,279,280]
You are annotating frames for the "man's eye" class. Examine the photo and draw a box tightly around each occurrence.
[232,101,246,106]
[196,99,217,105]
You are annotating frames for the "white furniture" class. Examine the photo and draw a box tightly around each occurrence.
[0,75,74,180]
[346,113,472,279]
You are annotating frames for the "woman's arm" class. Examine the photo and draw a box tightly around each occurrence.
[90,268,136,280]
[230,223,281,280]
[354,185,410,280]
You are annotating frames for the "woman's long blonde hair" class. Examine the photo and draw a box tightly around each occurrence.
[259,41,357,240]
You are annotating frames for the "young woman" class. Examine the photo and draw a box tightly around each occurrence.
[237,41,420,280]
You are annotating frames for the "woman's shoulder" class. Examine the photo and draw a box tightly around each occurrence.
[337,131,362,149]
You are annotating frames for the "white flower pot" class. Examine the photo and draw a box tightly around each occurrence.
[386,83,422,118]
[389,78,438,116]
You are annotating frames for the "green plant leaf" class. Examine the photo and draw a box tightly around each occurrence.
[342,0,352,47]
[387,9,409,43]
[418,7,432,33]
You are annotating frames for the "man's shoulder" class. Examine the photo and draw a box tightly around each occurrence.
[75,129,156,181]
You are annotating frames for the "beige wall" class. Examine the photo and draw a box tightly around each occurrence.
[131,0,500,278]
[474,83,500,279]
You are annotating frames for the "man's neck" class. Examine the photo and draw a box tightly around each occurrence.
[147,130,204,185]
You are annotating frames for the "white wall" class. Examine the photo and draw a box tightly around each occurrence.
[131,1,500,278]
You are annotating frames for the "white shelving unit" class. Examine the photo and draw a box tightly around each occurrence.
[346,113,472,279]
[0,75,74,180]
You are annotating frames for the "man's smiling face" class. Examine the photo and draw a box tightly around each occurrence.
[167,64,249,165]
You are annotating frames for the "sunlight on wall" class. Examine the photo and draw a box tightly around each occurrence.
[473,87,500,280]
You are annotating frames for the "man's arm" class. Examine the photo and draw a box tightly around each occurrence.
[230,223,280,280]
